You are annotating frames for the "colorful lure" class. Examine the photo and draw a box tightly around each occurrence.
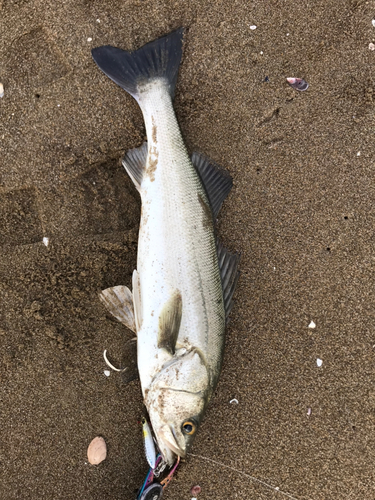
[142,417,157,470]
[136,454,180,500]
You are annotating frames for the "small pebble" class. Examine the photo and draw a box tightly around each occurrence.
[191,485,201,496]
[308,321,316,329]
[369,43,375,50]
[104,370,110,377]
[42,237,49,247]
[96,18,100,23]
[250,25,257,30]
[307,407,312,416]
[317,358,323,367]
[87,37,92,42]
[0,82,3,98]
[357,151,361,157]
[372,19,375,27]
[87,436,107,465]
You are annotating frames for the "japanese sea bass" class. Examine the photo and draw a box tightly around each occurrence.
[92,28,239,465]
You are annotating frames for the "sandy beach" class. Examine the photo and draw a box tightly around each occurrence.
[1,1,375,499]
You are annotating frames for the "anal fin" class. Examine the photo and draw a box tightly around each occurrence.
[100,285,136,333]
[157,290,182,355]
[122,142,148,191]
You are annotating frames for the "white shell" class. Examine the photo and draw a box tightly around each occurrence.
[316,358,323,367]
[308,321,316,329]
[87,436,107,465]
[0,83,4,98]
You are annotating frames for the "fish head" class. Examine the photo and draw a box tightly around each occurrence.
[145,348,209,465]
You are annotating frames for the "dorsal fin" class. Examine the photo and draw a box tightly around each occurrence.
[217,241,240,322]
[122,142,148,190]
[191,153,233,219]
[157,290,182,355]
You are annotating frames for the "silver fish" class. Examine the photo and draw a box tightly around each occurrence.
[92,29,239,465]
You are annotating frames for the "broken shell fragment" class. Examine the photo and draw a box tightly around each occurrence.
[0,83,4,98]
[87,436,107,465]
[287,77,309,91]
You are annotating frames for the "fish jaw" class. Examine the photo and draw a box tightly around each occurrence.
[144,350,209,464]
[157,425,183,465]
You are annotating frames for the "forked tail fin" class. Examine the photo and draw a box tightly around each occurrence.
[91,28,184,101]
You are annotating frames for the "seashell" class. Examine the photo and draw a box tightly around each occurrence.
[191,485,202,496]
[287,77,309,91]
[87,436,107,465]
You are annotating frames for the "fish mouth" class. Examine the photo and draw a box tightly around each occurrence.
[158,424,185,461]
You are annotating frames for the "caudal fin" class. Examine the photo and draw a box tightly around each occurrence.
[91,28,184,101]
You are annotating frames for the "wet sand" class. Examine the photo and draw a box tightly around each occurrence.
[1,1,375,499]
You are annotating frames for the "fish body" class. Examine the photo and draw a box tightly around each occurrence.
[92,29,239,465]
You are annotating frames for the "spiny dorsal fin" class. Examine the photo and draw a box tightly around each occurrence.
[157,290,182,355]
[191,153,233,219]
[217,241,240,322]
[122,142,148,190]
[100,285,136,333]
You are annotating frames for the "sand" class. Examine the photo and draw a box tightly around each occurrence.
[1,1,375,499]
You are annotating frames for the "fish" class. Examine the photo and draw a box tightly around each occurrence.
[92,28,239,465]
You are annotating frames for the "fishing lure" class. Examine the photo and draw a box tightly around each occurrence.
[142,417,157,470]
[136,454,180,500]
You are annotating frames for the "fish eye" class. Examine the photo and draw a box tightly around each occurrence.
[182,420,196,435]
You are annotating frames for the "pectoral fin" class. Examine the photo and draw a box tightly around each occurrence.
[100,285,136,333]
[157,290,182,355]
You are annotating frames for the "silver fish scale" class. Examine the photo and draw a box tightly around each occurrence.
[136,80,225,390]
